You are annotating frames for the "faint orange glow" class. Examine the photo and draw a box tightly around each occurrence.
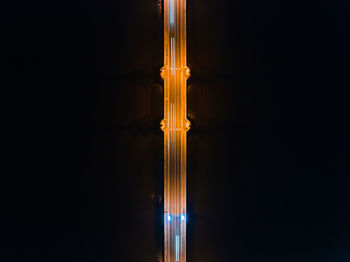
[161,0,190,261]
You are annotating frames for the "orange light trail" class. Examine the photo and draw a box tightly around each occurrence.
[161,0,190,261]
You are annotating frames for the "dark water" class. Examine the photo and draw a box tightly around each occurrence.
[3,0,350,261]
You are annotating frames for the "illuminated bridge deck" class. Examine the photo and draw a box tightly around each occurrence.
[161,0,190,261]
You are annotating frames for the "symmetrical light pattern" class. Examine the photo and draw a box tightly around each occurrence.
[160,0,190,261]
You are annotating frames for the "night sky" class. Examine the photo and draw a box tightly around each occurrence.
[3,0,350,261]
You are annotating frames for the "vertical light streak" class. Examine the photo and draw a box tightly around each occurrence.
[169,0,175,25]
[161,0,190,261]
[176,235,180,261]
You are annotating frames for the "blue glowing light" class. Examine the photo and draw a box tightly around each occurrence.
[180,214,186,221]
[168,214,172,221]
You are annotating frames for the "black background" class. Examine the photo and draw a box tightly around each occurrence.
[3,0,350,261]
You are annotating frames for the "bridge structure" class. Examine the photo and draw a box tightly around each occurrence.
[160,0,190,261]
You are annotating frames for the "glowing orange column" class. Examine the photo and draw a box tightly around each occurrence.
[161,0,190,261]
